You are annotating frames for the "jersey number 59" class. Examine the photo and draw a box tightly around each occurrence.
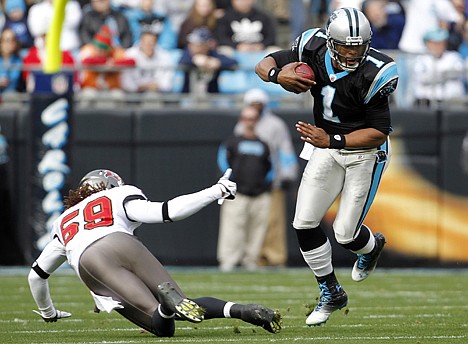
[60,196,114,245]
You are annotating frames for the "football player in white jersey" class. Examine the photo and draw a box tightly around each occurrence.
[255,8,398,326]
[28,169,281,337]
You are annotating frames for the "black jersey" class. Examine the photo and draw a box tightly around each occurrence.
[222,136,272,196]
[276,28,398,135]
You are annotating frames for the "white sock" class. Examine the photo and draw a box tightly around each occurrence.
[158,305,175,318]
[300,240,333,277]
[353,226,375,254]
[223,301,235,318]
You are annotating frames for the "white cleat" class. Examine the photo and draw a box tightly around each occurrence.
[306,281,348,326]
[352,233,386,282]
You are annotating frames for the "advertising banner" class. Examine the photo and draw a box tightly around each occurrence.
[29,71,73,253]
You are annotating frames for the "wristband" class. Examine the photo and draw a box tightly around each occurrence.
[268,67,282,84]
[329,134,346,149]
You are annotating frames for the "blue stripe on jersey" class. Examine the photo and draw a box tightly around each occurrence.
[325,50,349,81]
[356,140,389,229]
[364,62,398,104]
[298,28,320,61]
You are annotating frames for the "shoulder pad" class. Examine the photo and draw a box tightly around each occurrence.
[363,58,399,104]
[292,28,327,61]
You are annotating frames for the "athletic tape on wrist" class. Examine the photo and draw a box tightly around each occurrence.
[329,134,346,149]
[268,67,282,84]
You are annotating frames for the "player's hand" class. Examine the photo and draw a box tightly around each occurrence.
[33,309,72,322]
[296,121,330,148]
[278,62,316,94]
[216,168,236,200]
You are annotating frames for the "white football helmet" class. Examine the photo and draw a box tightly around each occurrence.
[79,169,124,189]
[326,7,372,72]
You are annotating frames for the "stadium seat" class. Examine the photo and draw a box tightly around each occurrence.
[168,49,184,93]
[218,70,249,94]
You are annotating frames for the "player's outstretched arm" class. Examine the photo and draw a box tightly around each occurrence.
[28,238,70,323]
[125,169,237,223]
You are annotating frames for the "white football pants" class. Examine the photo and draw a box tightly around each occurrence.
[293,141,391,244]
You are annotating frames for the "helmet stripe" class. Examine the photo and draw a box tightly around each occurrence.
[343,7,354,37]
[353,8,360,37]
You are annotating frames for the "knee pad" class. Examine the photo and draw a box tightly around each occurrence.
[293,218,320,230]
[332,219,356,245]
[336,224,372,251]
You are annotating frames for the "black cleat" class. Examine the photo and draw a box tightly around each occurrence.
[352,233,386,282]
[240,304,282,333]
[156,282,204,323]
[306,280,348,326]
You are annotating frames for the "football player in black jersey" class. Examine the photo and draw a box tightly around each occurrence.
[256,7,398,326]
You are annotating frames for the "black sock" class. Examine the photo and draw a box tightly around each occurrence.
[229,304,243,319]
[151,307,175,337]
[316,271,337,284]
[193,297,228,319]
[158,303,174,317]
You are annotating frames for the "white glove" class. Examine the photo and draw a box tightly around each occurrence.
[33,309,72,322]
[216,168,236,204]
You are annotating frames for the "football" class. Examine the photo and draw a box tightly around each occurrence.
[295,64,315,80]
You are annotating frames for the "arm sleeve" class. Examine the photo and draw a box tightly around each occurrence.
[28,238,67,318]
[267,49,297,68]
[125,185,223,223]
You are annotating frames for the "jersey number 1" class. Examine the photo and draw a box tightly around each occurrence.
[60,196,114,245]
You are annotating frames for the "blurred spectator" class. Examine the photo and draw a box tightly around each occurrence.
[289,0,332,40]
[217,105,272,271]
[79,25,135,93]
[178,0,218,49]
[3,0,33,50]
[412,28,465,107]
[446,0,466,51]
[0,28,24,93]
[152,0,195,35]
[214,0,231,16]
[111,0,142,10]
[121,27,175,92]
[215,0,278,54]
[79,0,133,49]
[263,0,289,24]
[330,0,364,10]
[235,89,299,267]
[399,0,462,54]
[361,0,405,50]
[458,19,468,58]
[28,0,82,54]
[123,0,177,49]
[0,9,5,33]
[22,25,76,92]
[179,27,237,93]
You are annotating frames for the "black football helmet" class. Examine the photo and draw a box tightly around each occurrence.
[78,169,124,189]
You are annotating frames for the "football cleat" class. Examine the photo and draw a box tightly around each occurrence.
[240,304,282,333]
[33,309,72,322]
[306,280,348,326]
[156,282,204,323]
[352,233,386,282]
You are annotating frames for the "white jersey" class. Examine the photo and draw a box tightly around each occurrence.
[412,51,465,101]
[51,185,146,272]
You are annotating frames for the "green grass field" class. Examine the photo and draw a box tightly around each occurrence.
[1,267,468,344]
